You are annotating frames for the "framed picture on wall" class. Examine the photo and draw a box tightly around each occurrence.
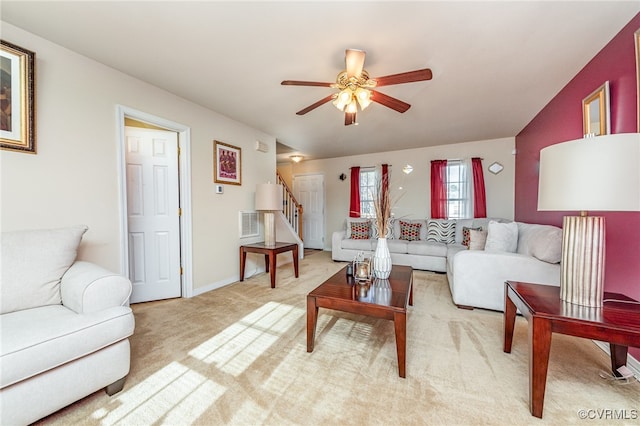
[635,28,639,132]
[213,140,242,185]
[1,40,36,153]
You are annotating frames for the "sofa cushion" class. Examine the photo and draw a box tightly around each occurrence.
[1,225,88,315]
[485,221,518,253]
[468,229,488,250]
[342,238,374,251]
[407,241,447,257]
[385,239,409,254]
[426,219,456,244]
[0,305,134,388]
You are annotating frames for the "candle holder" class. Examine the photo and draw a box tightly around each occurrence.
[353,252,372,282]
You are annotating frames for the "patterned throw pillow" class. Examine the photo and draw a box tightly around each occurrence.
[427,220,456,244]
[462,226,482,247]
[372,218,395,239]
[350,221,371,240]
[399,220,422,241]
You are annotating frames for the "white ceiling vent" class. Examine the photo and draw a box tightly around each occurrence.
[239,211,259,238]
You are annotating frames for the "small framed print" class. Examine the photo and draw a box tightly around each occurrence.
[214,140,241,185]
[1,40,36,153]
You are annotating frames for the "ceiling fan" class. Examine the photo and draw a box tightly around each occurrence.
[281,49,432,126]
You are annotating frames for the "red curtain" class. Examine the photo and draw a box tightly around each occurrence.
[430,160,447,219]
[349,166,361,217]
[472,157,487,218]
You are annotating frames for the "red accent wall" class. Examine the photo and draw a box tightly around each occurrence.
[515,15,640,357]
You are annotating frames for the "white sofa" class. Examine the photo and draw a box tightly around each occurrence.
[0,226,135,425]
[332,217,562,311]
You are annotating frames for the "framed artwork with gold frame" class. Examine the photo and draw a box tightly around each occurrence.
[213,140,242,185]
[582,81,610,137]
[1,40,35,153]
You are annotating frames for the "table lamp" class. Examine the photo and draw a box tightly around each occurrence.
[537,133,640,307]
[255,183,283,247]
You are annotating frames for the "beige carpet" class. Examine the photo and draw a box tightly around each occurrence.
[37,252,639,425]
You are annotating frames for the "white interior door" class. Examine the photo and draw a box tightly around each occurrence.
[294,174,324,249]
[125,126,181,303]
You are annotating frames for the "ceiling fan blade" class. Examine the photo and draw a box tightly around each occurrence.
[296,94,335,115]
[345,49,366,78]
[281,80,333,87]
[373,68,432,87]
[345,112,356,126]
[370,90,411,113]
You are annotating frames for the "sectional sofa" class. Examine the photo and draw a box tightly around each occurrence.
[332,217,562,311]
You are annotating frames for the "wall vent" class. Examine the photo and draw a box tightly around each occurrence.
[239,211,259,238]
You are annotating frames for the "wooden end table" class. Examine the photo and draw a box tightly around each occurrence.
[503,281,640,418]
[239,242,299,288]
[307,265,413,378]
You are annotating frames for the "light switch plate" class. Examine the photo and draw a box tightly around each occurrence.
[215,185,223,194]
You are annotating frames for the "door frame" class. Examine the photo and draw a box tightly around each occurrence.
[116,105,194,298]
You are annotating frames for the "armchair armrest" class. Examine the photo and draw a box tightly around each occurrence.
[61,261,132,314]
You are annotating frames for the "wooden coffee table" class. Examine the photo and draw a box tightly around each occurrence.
[503,281,640,418]
[306,265,413,378]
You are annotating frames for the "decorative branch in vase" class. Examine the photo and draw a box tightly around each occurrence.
[372,173,393,278]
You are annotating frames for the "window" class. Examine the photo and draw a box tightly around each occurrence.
[359,169,377,218]
[446,160,471,219]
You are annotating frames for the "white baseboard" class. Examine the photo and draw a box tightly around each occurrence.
[593,340,640,381]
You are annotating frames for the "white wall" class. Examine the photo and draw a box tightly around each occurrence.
[0,22,276,293]
[278,137,515,250]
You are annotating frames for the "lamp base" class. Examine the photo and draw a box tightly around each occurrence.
[560,215,605,307]
[264,211,276,248]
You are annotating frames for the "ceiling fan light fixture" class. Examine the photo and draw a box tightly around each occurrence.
[333,88,353,111]
[345,99,358,114]
[355,87,372,110]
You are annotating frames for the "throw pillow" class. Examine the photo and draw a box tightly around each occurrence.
[372,217,395,239]
[462,226,481,247]
[1,225,88,314]
[529,226,563,263]
[468,229,488,250]
[484,220,518,253]
[427,219,456,244]
[346,218,370,238]
[350,221,371,240]
[399,220,422,241]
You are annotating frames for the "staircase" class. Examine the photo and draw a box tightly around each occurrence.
[277,171,303,241]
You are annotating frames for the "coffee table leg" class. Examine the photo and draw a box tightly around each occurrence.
[307,295,318,352]
[610,344,629,376]
[529,317,551,418]
[394,311,407,378]
[504,286,517,353]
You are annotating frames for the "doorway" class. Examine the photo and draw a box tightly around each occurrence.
[116,106,193,302]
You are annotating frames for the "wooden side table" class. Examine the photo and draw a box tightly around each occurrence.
[503,281,640,418]
[239,242,299,288]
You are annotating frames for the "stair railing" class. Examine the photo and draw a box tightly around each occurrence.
[276,171,303,241]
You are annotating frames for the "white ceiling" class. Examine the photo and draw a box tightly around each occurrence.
[2,1,639,162]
